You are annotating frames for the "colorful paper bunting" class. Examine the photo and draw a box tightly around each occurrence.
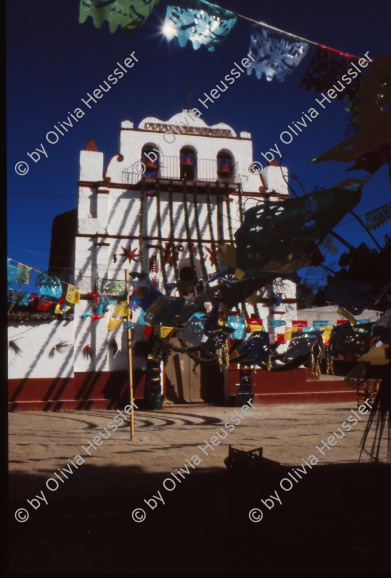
[298,45,360,101]
[114,300,130,317]
[247,26,308,82]
[246,318,263,332]
[239,331,270,365]
[37,298,54,311]
[7,260,33,285]
[66,284,81,304]
[268,319,286,328]
[226,316,246,340]
[36,271,63,299]
[164,0,237,52]
[79,0,160,34]
[107,317,123,331]
[284,331,321,362]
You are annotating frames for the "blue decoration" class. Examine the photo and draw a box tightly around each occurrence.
[247,26,308,82]
[226,316,246,340]
[239,331,270,366]
[36,271,63,299]
[164,0,237,52]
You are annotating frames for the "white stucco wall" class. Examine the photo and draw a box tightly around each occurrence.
[8,319,75,379]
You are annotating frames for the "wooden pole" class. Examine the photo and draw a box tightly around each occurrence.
[127,271,135,441]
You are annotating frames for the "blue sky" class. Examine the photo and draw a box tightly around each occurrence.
[7,0,391,290]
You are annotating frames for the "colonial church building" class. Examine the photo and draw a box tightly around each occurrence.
[9,111,354,410]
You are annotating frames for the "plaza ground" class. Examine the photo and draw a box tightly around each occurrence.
[9,403,391,573]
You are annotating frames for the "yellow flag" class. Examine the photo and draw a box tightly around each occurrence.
[66,284,80,304]
[107,317,122,331]
[160,326,174,338]
[321,327,332,344]
[285,327,294,341]
[55,302,71,315]
[114,301,129,317]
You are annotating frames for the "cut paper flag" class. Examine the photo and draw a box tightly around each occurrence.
[160,326,175,338]
[91,313,105,321]
[114,300,130,317]
[239,331,270,366]
[292,320,307,328]
[321,328,332,345]
[234,179,364,276]
[268,319,286,328]
[124,320,137,329]
[298,45,360,101]
[284,327,295,341]
[164,0,237,52]
[246,318,263,332]
[100,278,127,296]
[79,0,160,34]
[284,331,322,362]
[312,55,391,163]
[247,26,308,82]
[80,311,93,319]
[365,202,391,231]
[37,298,54,312]
[107,317,123,331]
[276,333,286,345]
[55,298,71,315]
[96,296,113,316]
[66,284,80,305]
[313,320,330,330]
[226,316,246,340]
[7,260,33,285]
[36,271,63,299]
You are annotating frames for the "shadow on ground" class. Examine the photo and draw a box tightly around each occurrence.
[9,459,391,573]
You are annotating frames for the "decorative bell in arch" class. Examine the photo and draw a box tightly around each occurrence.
[181,153,194,180]
[218,160,231,178]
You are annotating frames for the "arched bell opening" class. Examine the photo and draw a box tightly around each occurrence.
[180,147,197,181]
[141,144,160,178]
[217,150,234,181]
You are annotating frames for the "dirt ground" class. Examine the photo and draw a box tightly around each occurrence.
[9,402,391,574]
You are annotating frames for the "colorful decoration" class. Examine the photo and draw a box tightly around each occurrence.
[284,331,321,362]
[246,318,263,332]
[313,320,330,330]
[120,245,139,263]
[268,319,286,328]
[36,271,62,299]
[226,316,246,340]
[37,297,54,311]
[7,260,33,285]
[55,297,71,315]
[114,300,130,317]
[79,0,160,34]
[82,344,94,359]
[292,320,307,328]
[239,331,270,366]
[66,284,81,304]
[164,0,237,52]
[312,56,391,163]
[107,317,123,331]
[329,322,373,356]
[298,45,360,100]
[247,26,308,82]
